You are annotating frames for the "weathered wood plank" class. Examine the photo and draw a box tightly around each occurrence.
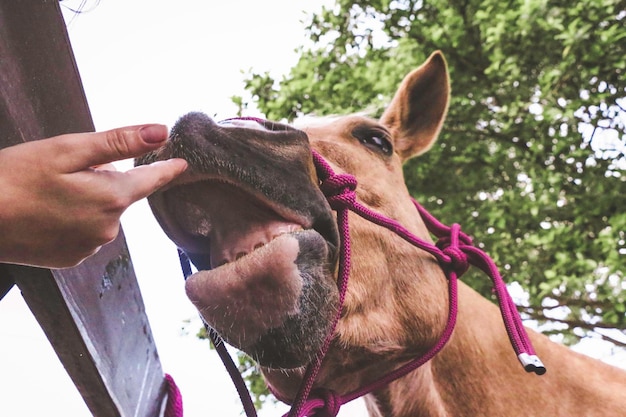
[5,242,166,417]
[0,2,167,416]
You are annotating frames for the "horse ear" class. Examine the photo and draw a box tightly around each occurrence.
[380,51,450,162]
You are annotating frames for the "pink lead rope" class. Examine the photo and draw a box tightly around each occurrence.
[177,146,546,417]
[164,373,184,417]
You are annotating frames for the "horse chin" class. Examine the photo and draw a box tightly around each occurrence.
[185,229,339,369]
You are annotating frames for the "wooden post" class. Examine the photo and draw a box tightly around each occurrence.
[0,2,167,416]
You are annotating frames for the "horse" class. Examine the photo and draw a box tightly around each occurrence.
[136,51,626,416]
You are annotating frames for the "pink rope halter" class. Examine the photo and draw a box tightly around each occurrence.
[281,151,546,417]
[177,138,546,417]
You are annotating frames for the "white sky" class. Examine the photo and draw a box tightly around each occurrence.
[0,1,624,417]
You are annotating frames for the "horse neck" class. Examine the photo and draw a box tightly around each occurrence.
[366,283,626,417]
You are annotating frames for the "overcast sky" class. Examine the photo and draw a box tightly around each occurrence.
[0,1,624,417]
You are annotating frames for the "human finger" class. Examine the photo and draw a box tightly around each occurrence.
[116,158,188,204]
[54,124,170,172]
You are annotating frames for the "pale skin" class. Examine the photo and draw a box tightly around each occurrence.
[0,124,187,268]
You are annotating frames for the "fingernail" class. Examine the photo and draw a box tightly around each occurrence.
[139,124,169,143]
[165,158,188,172]
[151,158,188,172]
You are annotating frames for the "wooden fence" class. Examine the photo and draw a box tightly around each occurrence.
[0,2,168,416]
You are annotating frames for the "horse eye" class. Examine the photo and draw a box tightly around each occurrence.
[352,128,393,156]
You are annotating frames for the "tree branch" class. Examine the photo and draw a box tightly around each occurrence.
[546,295,615,311]
[522,308,626,348]
[594,332,626,348]
[523,307,625,331]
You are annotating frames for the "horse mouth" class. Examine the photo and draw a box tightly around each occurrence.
[157,178,319,269]
[153,175,339,368]
[137,112,340,368]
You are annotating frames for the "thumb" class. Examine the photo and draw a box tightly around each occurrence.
[57,124,169,172]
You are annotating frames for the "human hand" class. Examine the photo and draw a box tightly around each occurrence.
[0,124,187,268]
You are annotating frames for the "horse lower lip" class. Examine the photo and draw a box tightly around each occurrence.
[185,229,337,362]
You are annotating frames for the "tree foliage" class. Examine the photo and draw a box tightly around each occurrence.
[243,0,626,348]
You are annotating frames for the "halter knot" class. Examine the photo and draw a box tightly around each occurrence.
[319,173,358,211]
[440,246,469,276]
[306,388,342,417]
[436,223,471,276]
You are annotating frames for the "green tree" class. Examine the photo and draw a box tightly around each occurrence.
[244,0,626,349]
